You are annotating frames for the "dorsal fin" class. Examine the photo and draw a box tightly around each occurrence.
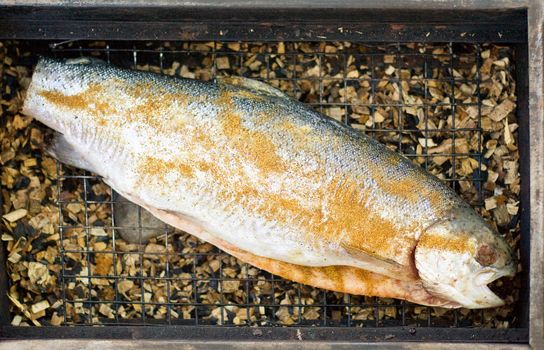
[65,57,107,66]
[216,76,289,99]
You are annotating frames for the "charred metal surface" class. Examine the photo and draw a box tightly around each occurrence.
[515,42,530,330]
[528,0,544,348]
[0,339,530,350]
[0,21,528,43]
[0,240,9,326]
[0,0,531,10]
[0,0,541,348]
[0,325,530,343]
[0,7,528,42]
[0,339,527,350]
[0,6,528,22]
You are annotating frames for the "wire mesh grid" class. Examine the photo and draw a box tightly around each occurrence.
[46,40,505,327]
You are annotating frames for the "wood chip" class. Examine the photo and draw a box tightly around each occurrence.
[28,262,51,286]
[95,254,113,275]
[327,107,344,121]
[11,314,23,326]
[90,227,108,236]
[384,65,396,75]
[66,203,81,214]
[23,158,37,167]
[118,280,134,295]
[493,205,510,227]
[346,70,359,79]
[373,110,385,123]
[504,160,519,185]
[0,149,15,164]
[50,312,63,326]
[221,280,240,293]
[12,115,31,130]
[30,128,44,149]
[2,233,14,241]
[227,43,240,52]
[2,208,27,222]
[504,119,514,145]
[7,294,41,326]
[507,201,519,215]
[418,138,437,148]
[485,197,497,211]
[216,56,230,70]
[303,307,320,320]
[98,304,115,319]
[31,300,50,314]
[93,242,108,251]
[493,57,509,68]
[489,99,516,122]
[209,259,220,272]
[8,252,21,263]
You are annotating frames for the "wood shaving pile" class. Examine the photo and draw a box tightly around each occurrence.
[1,41,520,328]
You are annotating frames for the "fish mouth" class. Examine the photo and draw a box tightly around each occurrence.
[422,276,505,309]
[476,264,516,286]
[416,255,516,309]
[454,265,516,309]
[467,285,505,308]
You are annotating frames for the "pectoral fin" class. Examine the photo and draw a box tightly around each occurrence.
[45,132,99,174]
[340,242,419,281]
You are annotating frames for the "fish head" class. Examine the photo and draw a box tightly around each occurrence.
[414,206,516,309]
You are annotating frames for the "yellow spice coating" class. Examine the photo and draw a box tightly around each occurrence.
[38,72,462,280]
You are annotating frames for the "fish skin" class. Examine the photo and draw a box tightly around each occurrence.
[133,195,460,308]
[22,57,516,308]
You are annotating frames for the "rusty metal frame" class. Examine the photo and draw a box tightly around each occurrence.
[0,3,529,43]
[527,0,544,349]
[0,339,532,350]
[0,0,542,349]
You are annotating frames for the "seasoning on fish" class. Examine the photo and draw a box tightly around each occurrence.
[22,57,516,308]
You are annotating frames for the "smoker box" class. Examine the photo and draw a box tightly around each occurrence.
[0,1,542,349]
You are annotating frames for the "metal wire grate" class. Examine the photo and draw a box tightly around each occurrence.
[47,40,507,328]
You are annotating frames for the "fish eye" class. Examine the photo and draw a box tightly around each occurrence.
[475,244,498,266]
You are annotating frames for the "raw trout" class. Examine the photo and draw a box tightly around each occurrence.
[22,57,516,308]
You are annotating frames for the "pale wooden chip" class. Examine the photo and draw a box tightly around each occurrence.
[489,99,516,122]
[2,208,27,222]
[504,119,514,145]
[30,300,50,314]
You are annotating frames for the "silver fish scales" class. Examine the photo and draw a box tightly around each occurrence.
[22,57,516,308]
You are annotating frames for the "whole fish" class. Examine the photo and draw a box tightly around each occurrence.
[22,57,516,308]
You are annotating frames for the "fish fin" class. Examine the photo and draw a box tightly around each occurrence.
[117,197,458,307]
[65,57,107,66]
[45,132,98,173]
[110,191,209,239]
[339,242,418,280]
[216,76,289,99]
